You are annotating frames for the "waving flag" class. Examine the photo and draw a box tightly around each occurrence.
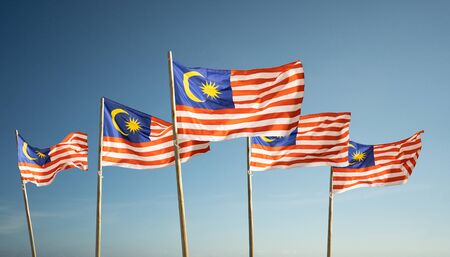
[101,98,210,169]
[173,60,305,141]
[332,131,424,193]
[17,132,88,186]
[250,112,351,171]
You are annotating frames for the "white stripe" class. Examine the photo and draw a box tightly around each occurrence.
[252,144,347,156]
[298,122,350,134]
[333,179,408,194]
[178,115,299,131]
[103,140,174,153]
[230,64,302,82]
[50,144,88,155]
[102,149,206,170]
[102,143,209,162]
[19,157,87,173]
[294,136,350,146]
[299,114,351,124]
[296,127,349,137]
[50,150,88,161]
[252,160,348,171]
[232,78,304,101]
[234,91,303,109]
[333,163,405,178]
[177,128,297,142]
[374,142,422,157]
[177,105,300,120]
[251,151,348,164]
[21,164,88,183]
[333,169,406,186]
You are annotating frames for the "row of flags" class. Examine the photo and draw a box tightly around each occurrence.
[15,56,423,257]
[16,97,423,193]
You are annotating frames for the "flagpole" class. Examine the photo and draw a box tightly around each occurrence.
[168,50,190,257]
[15,130,37,257]
[95,97,105,257]
[326,167,334,257]
[247,137,254,257]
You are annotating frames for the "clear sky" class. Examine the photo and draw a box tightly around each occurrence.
[1,1,449,257]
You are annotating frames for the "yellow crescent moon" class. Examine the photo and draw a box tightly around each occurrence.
[111,108,129,136]
[183,71,205,103]
[22,142,37,161]
[261,136,275,143]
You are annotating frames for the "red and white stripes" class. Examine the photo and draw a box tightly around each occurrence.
[250,112,351,171]
[19,132,88,187]
[332,131,423,193]
[102,116,210,170]
[177,61,304,141]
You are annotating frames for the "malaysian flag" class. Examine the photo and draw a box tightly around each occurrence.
[101,98,210,169]
[17,132,88,186]
[332,131,424,193]
[250,112,351,171]
[173,60,305,141]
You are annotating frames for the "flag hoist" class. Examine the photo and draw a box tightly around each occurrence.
[249,112,352,257]
[95,96,210,257]
[95,97,104,257]
[326,130,424,257]
[15,130,88,257]
[172,56,305,257]
[168,50,190,257]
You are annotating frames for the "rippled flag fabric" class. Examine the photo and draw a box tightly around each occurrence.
[17,132,88,186]
[102,98,210,169]
[173,60,305,141]
[250,112,351,171]
[332,131,424,193]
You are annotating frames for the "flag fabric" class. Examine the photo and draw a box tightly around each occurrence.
[173,60,305,141]
[17,132,88,186]
[332,131,424,193]
[250,112,351,171]
[101,98,210,169]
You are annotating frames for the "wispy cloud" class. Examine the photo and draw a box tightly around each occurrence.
[0,205,24,234]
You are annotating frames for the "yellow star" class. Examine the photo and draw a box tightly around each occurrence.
[35,151,46,158]
[125,117,141,133]
[200,81,221,99]
[351,151,366,162]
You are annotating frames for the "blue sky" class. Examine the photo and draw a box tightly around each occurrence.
[1,1,449,257]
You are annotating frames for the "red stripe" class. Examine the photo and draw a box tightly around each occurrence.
[18,154,88,169]
[103,148,209,166]
[178,122,298,137]
[299,112,351,120]
[177,110,300,125]
[230,61,302,76]
[252,142,348,151]
[333,176,408,190]
[20,161,88,176]
[176,98,301,114]
[233,86,304,105]
[49,147,88,158]
[252,149,347,160]
[231,73,304,88]
[251,157,348,168]
[103,141,208,157]
[103,135,173,146]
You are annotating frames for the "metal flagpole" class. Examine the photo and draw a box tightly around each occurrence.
[167,50,190,257]
[326,167,334,257]
[95,97,105,257]
[247,137,254,257]
[15,130,37,257]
